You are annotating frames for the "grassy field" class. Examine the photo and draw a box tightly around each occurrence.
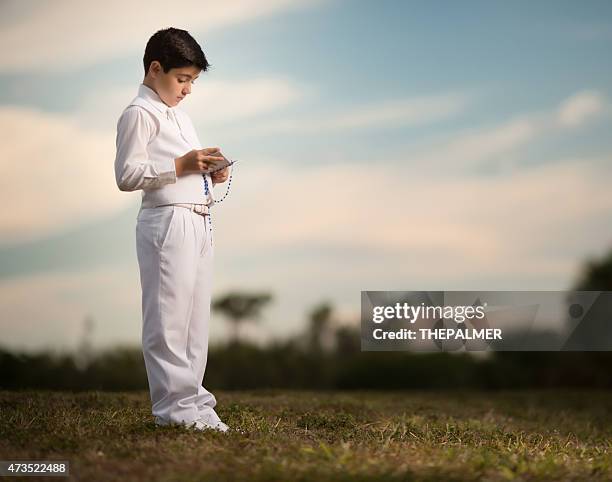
[0,390,610,481]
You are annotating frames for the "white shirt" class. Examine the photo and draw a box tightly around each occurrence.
[114,83,215,207]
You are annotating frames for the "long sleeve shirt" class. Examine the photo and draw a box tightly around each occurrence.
[114,83,215,207]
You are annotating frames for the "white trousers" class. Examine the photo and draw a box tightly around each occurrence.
[135,205,216,424]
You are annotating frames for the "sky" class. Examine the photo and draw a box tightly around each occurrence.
[1,0,612,353]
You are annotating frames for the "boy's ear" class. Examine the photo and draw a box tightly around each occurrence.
[149,61,162,78]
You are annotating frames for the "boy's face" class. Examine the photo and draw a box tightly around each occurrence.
[147,61,201,107]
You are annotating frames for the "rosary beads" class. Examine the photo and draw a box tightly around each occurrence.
[202,161,236,247]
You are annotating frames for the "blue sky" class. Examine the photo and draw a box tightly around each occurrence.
[0,0,611,352]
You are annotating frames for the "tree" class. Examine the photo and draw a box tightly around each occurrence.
[564,246,612,350]
[75,314,95,371]
[571,247,612,291]
[307,302,333,353]
[212,291,273,343]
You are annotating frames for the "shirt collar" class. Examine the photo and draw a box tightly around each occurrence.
[138,83,174,115]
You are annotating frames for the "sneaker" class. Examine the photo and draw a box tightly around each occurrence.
[198,406,230,433]
[154,415,227,432]
[190,418,228,432]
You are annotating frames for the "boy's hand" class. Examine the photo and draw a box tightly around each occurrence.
[175,147,224,177]
[211,166,229,184]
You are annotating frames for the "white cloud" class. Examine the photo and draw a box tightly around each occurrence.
[0,0,326,73]
[232,92,470,136]
[207,88,607,145]
[407,115,545,172]
[395,90,609,173]
[556,90,607,127]
[0,106,127,241]
[319,93,469,130]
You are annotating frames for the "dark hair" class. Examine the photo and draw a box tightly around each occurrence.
[143,27,210,75]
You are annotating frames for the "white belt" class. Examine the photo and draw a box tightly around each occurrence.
[159,203,210,216]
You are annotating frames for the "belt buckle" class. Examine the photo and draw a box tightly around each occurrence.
[192,204,206,215]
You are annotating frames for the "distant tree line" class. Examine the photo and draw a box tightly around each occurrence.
[1,337,611,391]
[2,247,612,391]
[1,306,611,390]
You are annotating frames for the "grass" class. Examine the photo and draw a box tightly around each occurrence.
[0,390,610,481]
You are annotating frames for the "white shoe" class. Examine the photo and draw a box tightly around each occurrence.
[190,418,228,432]
[154,415,227,433]
[197,406,230,432]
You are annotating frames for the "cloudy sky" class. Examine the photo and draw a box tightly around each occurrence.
[1,0,611,353]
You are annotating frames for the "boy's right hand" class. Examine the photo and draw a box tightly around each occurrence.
[175,148,225,177]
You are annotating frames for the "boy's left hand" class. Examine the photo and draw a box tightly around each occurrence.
[211,166,229,184]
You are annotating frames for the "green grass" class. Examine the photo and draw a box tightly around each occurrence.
[0,390,610,481]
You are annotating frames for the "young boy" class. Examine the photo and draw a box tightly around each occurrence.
[114,27,230,432]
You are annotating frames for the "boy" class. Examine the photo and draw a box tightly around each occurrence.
[114,27,230,432]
